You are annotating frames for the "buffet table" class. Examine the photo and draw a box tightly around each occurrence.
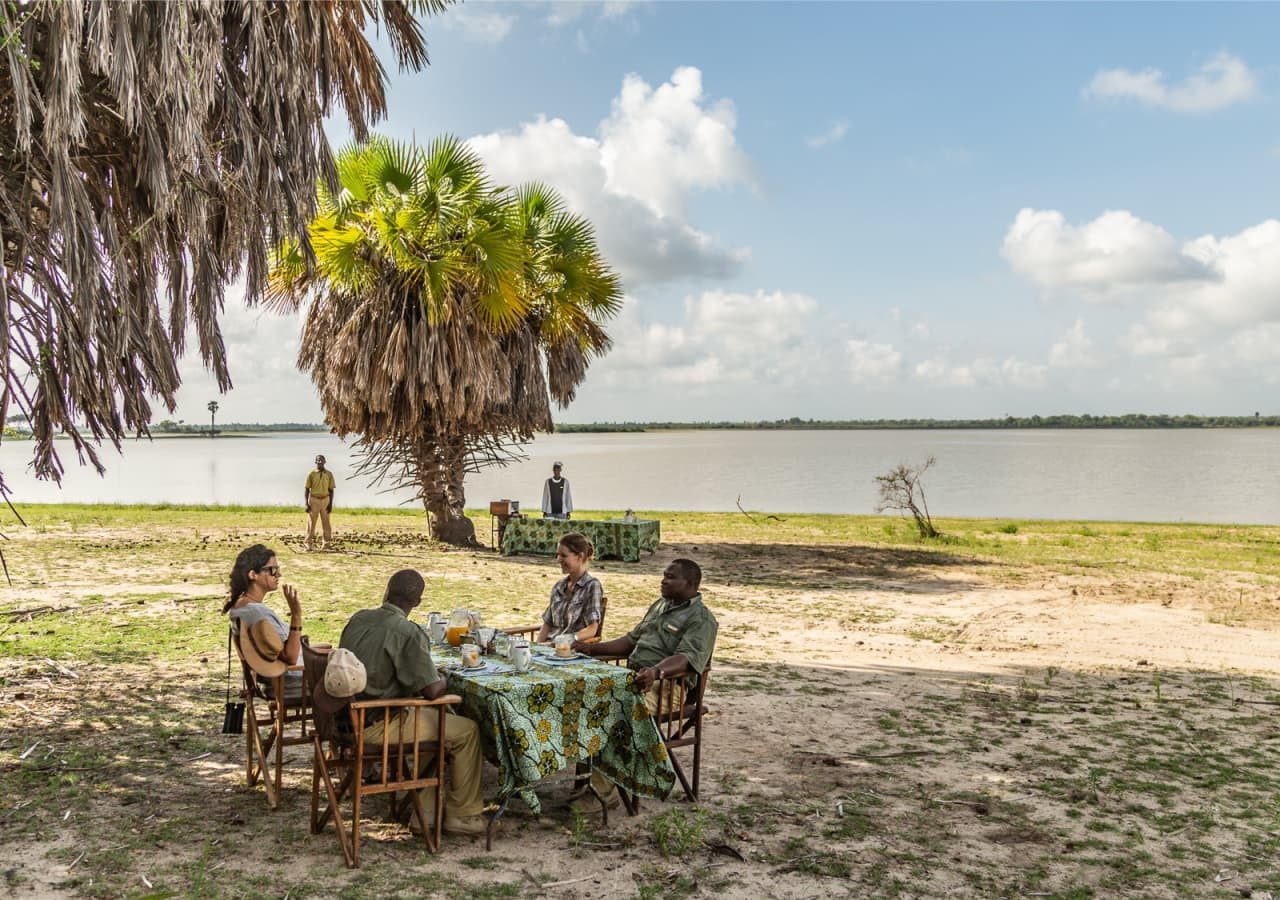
[500,518,660,563]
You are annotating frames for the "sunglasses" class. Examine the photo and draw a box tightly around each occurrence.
[258,566,281,577]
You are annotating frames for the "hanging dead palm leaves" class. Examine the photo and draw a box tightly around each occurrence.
[0,0,447,485]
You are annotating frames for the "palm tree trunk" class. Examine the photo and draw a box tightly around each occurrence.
[417,437,477,546]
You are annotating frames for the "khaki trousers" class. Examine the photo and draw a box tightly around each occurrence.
[306,495,332,547]
[362,709,484,819]
[590,679,686,795]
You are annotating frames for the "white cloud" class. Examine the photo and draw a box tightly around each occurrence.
[439,8,516,44]
[172,286,320,424]
[1086,51,1258,112]
[846,340,902,385]
[1229,323,1280,367]
[1006,209,1280,339]
[1001,208,1214,294]
[599,67,754,219]
[602,1,637,18]
[1049,320,1100,369]
[545,2,587,27]
[546,1,636,27]
[909,320,930,338]
[596,290,824,388]
[469,67,754,286]
[806,119,848,149]
[914,354,1046,388]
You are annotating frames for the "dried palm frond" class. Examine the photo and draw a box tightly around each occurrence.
[0,0,445,481]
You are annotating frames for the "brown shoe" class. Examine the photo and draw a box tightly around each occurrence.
[443,814,490,836]
[569,788,620,814]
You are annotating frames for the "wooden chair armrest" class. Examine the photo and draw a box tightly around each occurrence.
[593,653,630,664]
[349,695,461,710]
[286,664,305,673]
[503,625,541,638]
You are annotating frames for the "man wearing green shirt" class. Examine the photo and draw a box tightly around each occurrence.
[574,558,716,808]
[339,569,487,836]
[304,454,335,550]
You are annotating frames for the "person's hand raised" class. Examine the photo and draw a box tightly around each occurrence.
[282,583,302,615]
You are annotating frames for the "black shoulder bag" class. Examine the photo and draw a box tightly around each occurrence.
[221,627,245,734]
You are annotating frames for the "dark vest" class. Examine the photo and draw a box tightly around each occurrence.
[547,478,565,514]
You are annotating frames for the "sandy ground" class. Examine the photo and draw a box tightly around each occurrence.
[2,519,1280,898]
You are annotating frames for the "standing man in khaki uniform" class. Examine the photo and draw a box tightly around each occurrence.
[574,558,716,810]
[304,454,336,551]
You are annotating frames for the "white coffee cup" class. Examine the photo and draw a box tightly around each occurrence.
[510,643,532,673]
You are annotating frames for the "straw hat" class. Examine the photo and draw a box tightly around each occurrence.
[239,619,287,678]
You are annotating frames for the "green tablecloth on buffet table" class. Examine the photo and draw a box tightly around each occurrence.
[436,644,675,812]
[500,517,659,562]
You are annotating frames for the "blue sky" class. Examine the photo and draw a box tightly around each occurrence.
[175,1,1280,423]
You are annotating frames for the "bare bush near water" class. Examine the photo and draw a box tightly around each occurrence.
[875,456,940,538]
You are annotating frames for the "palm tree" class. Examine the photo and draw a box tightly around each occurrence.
[207,401,219,437]
[267,137,621,545]
[0,0,447,486]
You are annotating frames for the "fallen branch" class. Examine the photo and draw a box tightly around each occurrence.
[735,495,785,523]
[849,749,935,759]
[2,605,60,621]
[541,874,597,889]
[42,659,78,678]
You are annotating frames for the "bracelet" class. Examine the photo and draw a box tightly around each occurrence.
[290,626,302,632]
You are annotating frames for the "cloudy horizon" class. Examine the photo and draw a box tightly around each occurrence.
[171,3,1280,425]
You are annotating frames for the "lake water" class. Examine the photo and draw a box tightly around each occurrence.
[0,429,1276,524]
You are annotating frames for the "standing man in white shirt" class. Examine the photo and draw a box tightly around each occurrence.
[541,461,573,520]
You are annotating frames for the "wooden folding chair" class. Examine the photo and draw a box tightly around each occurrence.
[652,663,711,803]
[305,644,461,868]
[232,629,314,809]
[505,595,608,643]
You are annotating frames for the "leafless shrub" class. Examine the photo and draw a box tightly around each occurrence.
[875,456,941,539]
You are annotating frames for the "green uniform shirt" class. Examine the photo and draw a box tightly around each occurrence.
[339,603,438,700]
[305,469,335,497]
[626,592,717,678]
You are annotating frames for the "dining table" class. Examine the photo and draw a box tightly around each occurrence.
[432,639,676,848]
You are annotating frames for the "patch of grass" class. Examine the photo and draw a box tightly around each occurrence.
[650,807,707,858]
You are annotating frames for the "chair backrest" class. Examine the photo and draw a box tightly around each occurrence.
[302,641,345,742]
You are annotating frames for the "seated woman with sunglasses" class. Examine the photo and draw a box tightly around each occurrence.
[222,544,304,699]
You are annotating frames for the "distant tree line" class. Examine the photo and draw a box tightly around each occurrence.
[150,421,329,434]
[555,413,1279,432]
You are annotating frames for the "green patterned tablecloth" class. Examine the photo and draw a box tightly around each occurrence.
[436,645,675,812]
[500,518,660,562]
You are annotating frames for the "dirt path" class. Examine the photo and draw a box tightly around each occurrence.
[2,515,1279,898]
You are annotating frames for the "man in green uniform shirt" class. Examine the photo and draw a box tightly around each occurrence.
[304,454,335,550]
[339,569,488,836]
[574,558,716,809]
